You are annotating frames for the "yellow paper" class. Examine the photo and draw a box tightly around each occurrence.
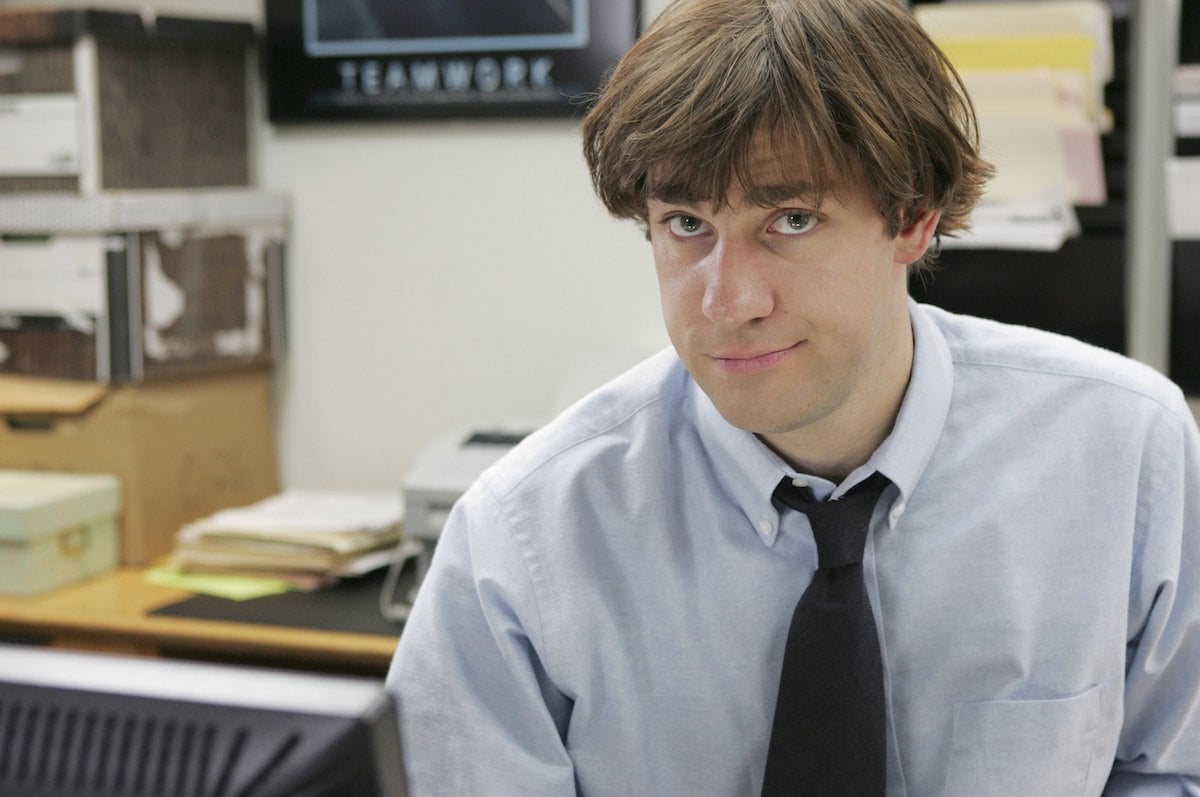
[934,34,1107,132]
[144,566,293,601]
[936,33,1095,81]
[914,1,1112,80]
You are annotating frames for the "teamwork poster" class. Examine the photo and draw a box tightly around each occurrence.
[265,0,638,121]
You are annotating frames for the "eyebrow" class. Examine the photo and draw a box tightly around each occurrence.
[647,180,823,208]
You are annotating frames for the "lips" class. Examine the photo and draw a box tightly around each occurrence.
[708,341,803,374]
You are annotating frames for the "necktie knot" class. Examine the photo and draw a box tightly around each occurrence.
[772,472,890,570]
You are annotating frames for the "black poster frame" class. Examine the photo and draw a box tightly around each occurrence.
[264,0,639,122]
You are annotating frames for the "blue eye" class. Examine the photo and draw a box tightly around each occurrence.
[667,215,708,237]
[769,212,818,235]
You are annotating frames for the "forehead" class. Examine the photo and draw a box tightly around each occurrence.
[648,129,845,208]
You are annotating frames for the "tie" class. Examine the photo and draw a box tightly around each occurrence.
[762,472,891,797]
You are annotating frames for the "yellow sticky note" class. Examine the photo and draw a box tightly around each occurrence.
[144,566,294,601]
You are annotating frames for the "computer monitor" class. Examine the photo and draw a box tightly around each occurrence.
[0,643,407,796]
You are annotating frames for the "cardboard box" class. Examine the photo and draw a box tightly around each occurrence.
[0,369,279,566]
[0,469,120,594]
[0,190,288,382]
[0,7,253,194]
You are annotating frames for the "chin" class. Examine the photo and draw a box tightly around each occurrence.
[709,398,805,437]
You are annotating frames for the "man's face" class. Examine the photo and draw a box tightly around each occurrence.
[647,141,936,473]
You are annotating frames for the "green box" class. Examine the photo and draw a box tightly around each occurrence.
[0,469,120,594]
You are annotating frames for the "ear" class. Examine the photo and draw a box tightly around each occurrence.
[893,208,942,266]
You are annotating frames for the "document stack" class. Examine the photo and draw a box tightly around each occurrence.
[914,0,1115,250]
[170,490,407,590]
[1173,65,1200,241]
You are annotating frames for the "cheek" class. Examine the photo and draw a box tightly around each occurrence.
[652,249,699,317]
[782,247,895,333]
[823,238,898,299]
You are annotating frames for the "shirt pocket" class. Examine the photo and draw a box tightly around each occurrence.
[942,684,1106,797]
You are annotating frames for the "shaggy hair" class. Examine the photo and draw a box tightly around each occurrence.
[581,0,994,272]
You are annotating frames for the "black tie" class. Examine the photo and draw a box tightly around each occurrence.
[762,472,891,797]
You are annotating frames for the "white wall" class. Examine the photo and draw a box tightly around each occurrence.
[1,0,672,490]
[265,119,667,490]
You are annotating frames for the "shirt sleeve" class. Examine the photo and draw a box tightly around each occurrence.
[386,480,575,796]
[1105,402,1200,794]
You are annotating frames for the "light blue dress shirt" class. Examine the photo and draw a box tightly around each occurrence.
[388,301,1200,796]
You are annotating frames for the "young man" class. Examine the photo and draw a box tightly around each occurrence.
[388,0,1200,793]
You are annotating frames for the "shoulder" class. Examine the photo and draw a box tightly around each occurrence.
[479,347,692,500]
[923,304,1190,421]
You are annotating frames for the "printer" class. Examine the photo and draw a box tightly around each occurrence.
[404,428,528,544]
[381,427,529,622]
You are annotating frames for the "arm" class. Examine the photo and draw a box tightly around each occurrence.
[386,481,575,795]
[1104,405,1200,795]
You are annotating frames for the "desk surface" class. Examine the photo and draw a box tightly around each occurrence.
[0,569,400,676]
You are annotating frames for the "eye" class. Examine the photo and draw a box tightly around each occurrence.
[768,212,818,236]
[666,215,709,238]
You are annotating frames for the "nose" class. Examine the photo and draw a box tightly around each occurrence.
[701,237,774,326]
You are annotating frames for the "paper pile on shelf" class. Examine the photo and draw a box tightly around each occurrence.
[1168,158,1200,240]
[1177,65,1200,138]
[171,489,406,590]
[916,0,1113,250]
[946,190,1081,251]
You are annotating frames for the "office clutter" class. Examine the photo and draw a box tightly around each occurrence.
[0,370,279,566]
[911,1,1199,390]
[914,0,1114,249]
[1178,65,1200,139]
[0,6,288,575]
[0,7,252,194]
[1169,44,1200,384]
[1169,158,1200,240]
[380,428,527,622]
[1172,66,1200,240]
[0,190,288,382]
[0,469,120,594]
[0,6,284,384]
[170,490,409,591]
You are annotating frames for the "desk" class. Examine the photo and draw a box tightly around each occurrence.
[0,569,400,677]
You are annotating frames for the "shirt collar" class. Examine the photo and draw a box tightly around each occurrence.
[691,298,954,538]
[864,299,954,521]
[691,383,792,544]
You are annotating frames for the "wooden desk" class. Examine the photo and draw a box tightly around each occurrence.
[0,569,400,677]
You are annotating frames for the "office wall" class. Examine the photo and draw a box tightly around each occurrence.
[265,0,670,491]
[0,0,672,491]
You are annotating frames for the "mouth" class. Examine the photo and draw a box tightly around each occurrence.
[708,342,803,374]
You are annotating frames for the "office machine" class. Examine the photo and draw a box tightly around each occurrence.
[0,643,407,796]
[380,427,528,623]
[404,428,528,544]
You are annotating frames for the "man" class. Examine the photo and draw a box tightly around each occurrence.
[388,0,1200,793]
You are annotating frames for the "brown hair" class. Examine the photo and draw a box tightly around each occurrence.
[581,0,993,272]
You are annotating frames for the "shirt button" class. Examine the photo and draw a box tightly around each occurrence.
[890,503,906,523]
[791,477,809,488]
[758,519,775,537]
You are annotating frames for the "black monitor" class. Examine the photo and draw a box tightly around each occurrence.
[0,643,407,796]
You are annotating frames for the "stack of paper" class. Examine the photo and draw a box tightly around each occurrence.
[171,489,406,590]
[1168,158,1200,240]
[1177,65,1200,138]
[948,190,1081,251]
[916,1,1113,248]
